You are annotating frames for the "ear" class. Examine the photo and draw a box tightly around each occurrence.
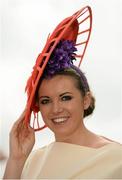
[83,92,91,110]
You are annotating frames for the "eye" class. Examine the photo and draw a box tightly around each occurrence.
[40,99,50,105]
[61,95,73,101]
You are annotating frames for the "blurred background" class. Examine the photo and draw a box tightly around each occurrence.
[0,0,122,177]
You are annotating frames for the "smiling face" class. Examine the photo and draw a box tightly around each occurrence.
[38,75,90,139]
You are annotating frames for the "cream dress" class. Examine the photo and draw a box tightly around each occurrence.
[21,142,122,179]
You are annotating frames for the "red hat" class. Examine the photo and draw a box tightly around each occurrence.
[24,6,92,131]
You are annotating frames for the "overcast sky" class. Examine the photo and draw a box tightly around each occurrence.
[0,0,122,176]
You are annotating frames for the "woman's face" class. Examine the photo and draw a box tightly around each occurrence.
[38,75,89,139]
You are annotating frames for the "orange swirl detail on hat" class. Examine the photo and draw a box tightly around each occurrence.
[24,6,92,131]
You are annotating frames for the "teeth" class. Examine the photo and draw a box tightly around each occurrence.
[52,117,68,123]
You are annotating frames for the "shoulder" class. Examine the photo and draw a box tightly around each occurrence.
[107,142,122,151]
[21,143,51,178]
[104,143,122,168]
[27,144,49,162]
[24,142,55,165]
[96,135,122,149]
[99,141,122,161]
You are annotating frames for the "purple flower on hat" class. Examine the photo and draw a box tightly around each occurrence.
[43,40,77,77]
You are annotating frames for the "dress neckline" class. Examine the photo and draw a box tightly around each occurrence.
[51,141,120,151]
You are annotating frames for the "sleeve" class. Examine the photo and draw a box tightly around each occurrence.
[20,147,45,179]
[20,151,35,179]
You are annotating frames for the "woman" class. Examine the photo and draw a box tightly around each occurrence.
[3,6,122,179]
[3,42,122,179]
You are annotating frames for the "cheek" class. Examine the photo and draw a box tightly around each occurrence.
[67,100,83,114]
[72,100,84,116]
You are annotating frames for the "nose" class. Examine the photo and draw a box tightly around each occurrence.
[51,100,63,114]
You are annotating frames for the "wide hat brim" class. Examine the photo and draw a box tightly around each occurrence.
[25,6,92,131]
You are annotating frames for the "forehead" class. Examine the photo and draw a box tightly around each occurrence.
[38,75,78,95]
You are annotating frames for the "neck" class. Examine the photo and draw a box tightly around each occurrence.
[55,123,97,147]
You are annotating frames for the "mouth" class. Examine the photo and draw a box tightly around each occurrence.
[51,117,69,125]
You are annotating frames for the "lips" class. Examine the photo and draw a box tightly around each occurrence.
[51,117,69,124]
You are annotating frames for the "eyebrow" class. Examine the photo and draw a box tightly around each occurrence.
[59,92,72,97]
[39,92,72,99]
